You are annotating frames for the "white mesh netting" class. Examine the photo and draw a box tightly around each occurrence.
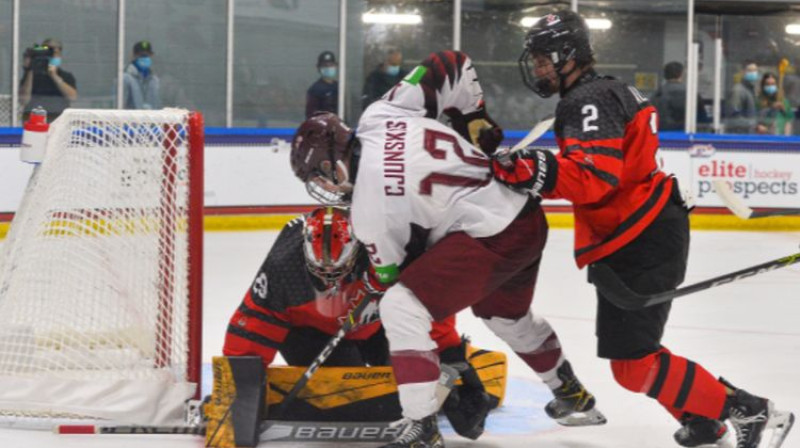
[0,109,201,426]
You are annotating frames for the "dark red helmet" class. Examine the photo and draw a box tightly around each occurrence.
[291,112,355,204]
[519,10,595,97]
[302,207,359,286]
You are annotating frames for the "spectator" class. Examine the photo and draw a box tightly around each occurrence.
[123,40,161,110]
[305,51,338,118]
[361,47,408,109]
[756,72,794,135]
[652,61,710,131]
[19,38,78,123]
[726,60,759,133]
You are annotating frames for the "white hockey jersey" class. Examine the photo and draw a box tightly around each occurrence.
[351,115,529,284]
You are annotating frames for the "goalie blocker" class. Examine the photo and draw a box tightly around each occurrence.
[206,345,507,447]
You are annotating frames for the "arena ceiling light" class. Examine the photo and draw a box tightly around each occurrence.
[786,24,800,35]
[520,16,540,28]
[586,18,613,30]
[362,12,422,25]
[519,16,612,30]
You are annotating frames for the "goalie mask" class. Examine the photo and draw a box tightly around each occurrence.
[291,112,355,205]
[519,10,594,98]
[303,207,359,287]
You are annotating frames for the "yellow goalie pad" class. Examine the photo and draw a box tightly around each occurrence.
[205,356,265,448]
[266,345,507,421]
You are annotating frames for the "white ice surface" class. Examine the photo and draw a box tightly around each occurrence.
[1,228,798,448]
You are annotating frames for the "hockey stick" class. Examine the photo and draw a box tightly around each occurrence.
[495,116,555,166]
[713,179,800,219]
[274,295,374,418]
[589,251,800,310]
[56,425,205,435]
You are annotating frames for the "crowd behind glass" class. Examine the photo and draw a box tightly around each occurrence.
[2,0,800,136]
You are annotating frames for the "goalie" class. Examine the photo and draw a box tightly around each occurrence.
[222,206,494,439]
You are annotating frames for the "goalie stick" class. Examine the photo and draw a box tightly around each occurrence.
[274,294,375,418]
[712,179,800,219]
[56,425,205,435]
[589,251,800,310]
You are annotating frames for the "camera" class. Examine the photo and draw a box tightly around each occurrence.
[25,45,55,75]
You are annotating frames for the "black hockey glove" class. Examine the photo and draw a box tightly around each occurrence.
[491,147,558,195]
[444,107,504,156]
[439,338,493,440]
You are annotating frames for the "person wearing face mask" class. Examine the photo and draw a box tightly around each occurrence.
[757,72,794,135]
[361,47,408,109]
[19,38,78,123]
[305,51,339,118]
[726,61,759,133]
[123,41,161,110]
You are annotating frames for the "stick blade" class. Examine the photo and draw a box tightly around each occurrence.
[510,116,555,152]
[589,264,648,310]
[712,179,753,219]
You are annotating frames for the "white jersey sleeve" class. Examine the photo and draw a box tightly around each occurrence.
[351,116,529,284]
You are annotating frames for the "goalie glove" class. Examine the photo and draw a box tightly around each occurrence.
[491,147,558,195]
[439,338,493,440]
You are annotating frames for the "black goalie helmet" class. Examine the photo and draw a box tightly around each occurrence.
[519,9,594,97]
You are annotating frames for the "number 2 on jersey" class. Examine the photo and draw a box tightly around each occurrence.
[419,129,491,195]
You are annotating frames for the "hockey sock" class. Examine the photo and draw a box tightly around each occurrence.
[391,349,442,419]
[611,348,727,420]
[516,333,565,389]
[483,312,565,389]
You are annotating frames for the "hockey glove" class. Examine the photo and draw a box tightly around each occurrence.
[362,265,388,297]
[440,338,493,440]
[491,147,557,195]
[444,107,504,156]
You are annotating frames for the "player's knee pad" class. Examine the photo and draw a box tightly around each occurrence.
[482,310,553,354]
[610,352,662,393]
[379,283,436,352]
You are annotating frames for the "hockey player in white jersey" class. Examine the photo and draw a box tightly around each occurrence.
[290,50,605,447]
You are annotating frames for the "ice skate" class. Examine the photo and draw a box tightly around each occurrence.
[545,361,607,426]
[673,415,728,447]
[380,415,444,448]
[722,379,795,448]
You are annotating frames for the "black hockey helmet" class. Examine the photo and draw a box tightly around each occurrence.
[519,10,594,97]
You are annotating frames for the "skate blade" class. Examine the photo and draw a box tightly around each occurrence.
[766,410,794,448]
[555,408,607,427]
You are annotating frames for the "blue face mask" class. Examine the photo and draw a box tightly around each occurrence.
[49,57,61,67]
[386,65,400,77]
[744,71,759,83]
[136,56,152,69]
[320,67,337,79]
[764,85,778,96]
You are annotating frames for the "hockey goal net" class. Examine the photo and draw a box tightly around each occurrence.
[0,109,203,426]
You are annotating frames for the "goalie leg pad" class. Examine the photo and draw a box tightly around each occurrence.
[205,356,266,448]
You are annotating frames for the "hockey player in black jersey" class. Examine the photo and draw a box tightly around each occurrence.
[492,9,794,448]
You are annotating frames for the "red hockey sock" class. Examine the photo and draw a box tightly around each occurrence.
[611,348,727,420]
